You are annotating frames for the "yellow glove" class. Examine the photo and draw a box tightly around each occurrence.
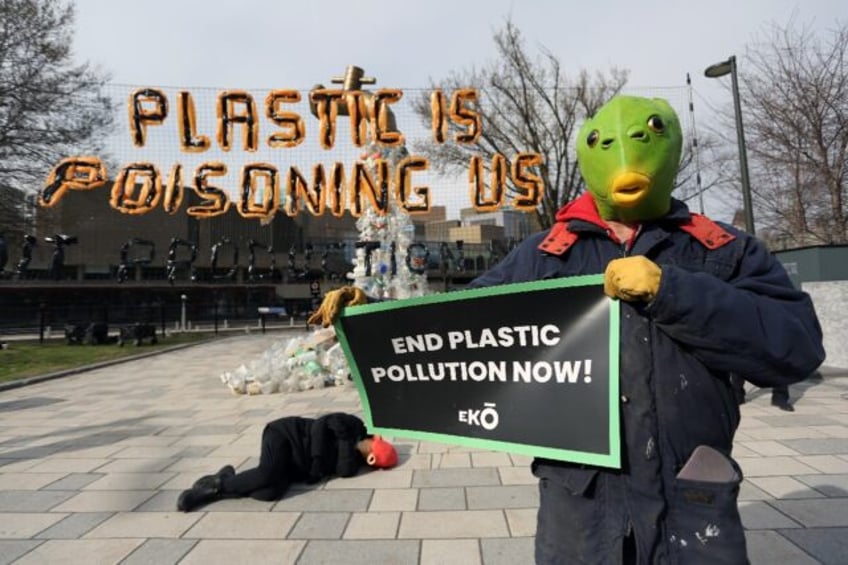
[603,256,662,302]
[307,286,368,327]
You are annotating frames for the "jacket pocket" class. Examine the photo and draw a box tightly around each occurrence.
[531,460,599,496]
[532,461,603,563]
[666,470,749,564]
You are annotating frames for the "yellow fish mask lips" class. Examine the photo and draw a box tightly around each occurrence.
[611,172,651,208]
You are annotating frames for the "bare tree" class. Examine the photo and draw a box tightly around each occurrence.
[738,20,848,247]
[0,0,114,239]
[412,20,628,229]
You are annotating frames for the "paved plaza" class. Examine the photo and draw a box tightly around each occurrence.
[1,332,847,564]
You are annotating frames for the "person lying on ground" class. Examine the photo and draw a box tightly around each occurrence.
[177,412,397,512]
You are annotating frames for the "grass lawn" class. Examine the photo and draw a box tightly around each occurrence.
[0,333,218,384]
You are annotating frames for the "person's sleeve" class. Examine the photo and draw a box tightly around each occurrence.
[467,239,534,289]
[309,413,365,469]
[307,414,364,478]
[309,415,331,461]
[335,439,362,477]
[324,412,366,441]
[648,234,824,387]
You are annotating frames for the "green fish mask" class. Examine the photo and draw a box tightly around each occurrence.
[576,95,682,222]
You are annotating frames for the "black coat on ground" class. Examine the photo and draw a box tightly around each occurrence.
[263,412,368,482]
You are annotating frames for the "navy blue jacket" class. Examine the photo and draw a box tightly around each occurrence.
[469,194,824,564]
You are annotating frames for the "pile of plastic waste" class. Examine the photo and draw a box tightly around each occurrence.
[220,328,351,395]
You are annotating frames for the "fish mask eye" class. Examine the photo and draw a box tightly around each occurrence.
[586,130,600,147]
[647,115,665,133]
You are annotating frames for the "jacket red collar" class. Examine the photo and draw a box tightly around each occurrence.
[538,193,736,256]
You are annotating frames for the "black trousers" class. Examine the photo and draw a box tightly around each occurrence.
[221,426,294,501]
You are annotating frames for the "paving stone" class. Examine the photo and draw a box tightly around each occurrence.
[794,473,848,496]
[435,453,471,468]
[84,510,201,538]
[420,539,481,565]
[745,530,820,565]
[747,476,826,499]
[288,511,350,539]
[398,510,509,538]
[42,472,106,490]
[808,425,848,438]
[0,540,43,565]
[0,447,57,460]
[183,511,299,538]
[297,539,418,565]
[323,469,413,489]
[467,485,538,509]
[497,465,536,485]
[739,501,802,529]
[94,457,178,473]
[0,490,77,512]
[0,512,67,538]
[737,456,819,477]
[368,488,418,511]
[480,536,535,565]
[24,458,110,473]
[133,490,186,512]
[111,446,187,459]
[782,438,848,455]
[413,468,500,488]
[397,453,433,470]
[739,440,802,456]
[81,472,177,491]
[505,508,537,537]
[12,538,144,564]
[51,490,156,512]
[417,442,452,454]
[197,495,278,512]
[756,415,838,428]
[779,527,848,565]
[418,487,466,511]
[121,537,198,565]
[0,473,66,490]
[470,452,513,468]
[772,498,848,527]
[34,511,114,539]
[738,480,771,501]
[273,489,372,512]
[731,444,760,458]
[177,445,218,458]
[795,455,848,474]
[343,511,400,539]
[0,459,39,472]
[163,456,245,473]
[179,538,309,565]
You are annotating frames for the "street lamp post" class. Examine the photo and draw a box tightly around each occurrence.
[705,55,755,236]
[180,294,187,331]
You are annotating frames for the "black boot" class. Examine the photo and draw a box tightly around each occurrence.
[191,465,235,491]
[177,466,235,512]
[177,483,221,512]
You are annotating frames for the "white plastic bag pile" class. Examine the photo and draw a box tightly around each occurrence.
[220,328,351,395]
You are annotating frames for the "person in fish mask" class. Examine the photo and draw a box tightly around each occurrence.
[309,96,823,564]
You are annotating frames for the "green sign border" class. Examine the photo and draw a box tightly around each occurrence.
[334,274,621,468]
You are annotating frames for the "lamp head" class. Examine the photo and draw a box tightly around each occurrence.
[704,57,734,78]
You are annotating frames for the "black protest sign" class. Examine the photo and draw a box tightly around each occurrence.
[334,274,621,468]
